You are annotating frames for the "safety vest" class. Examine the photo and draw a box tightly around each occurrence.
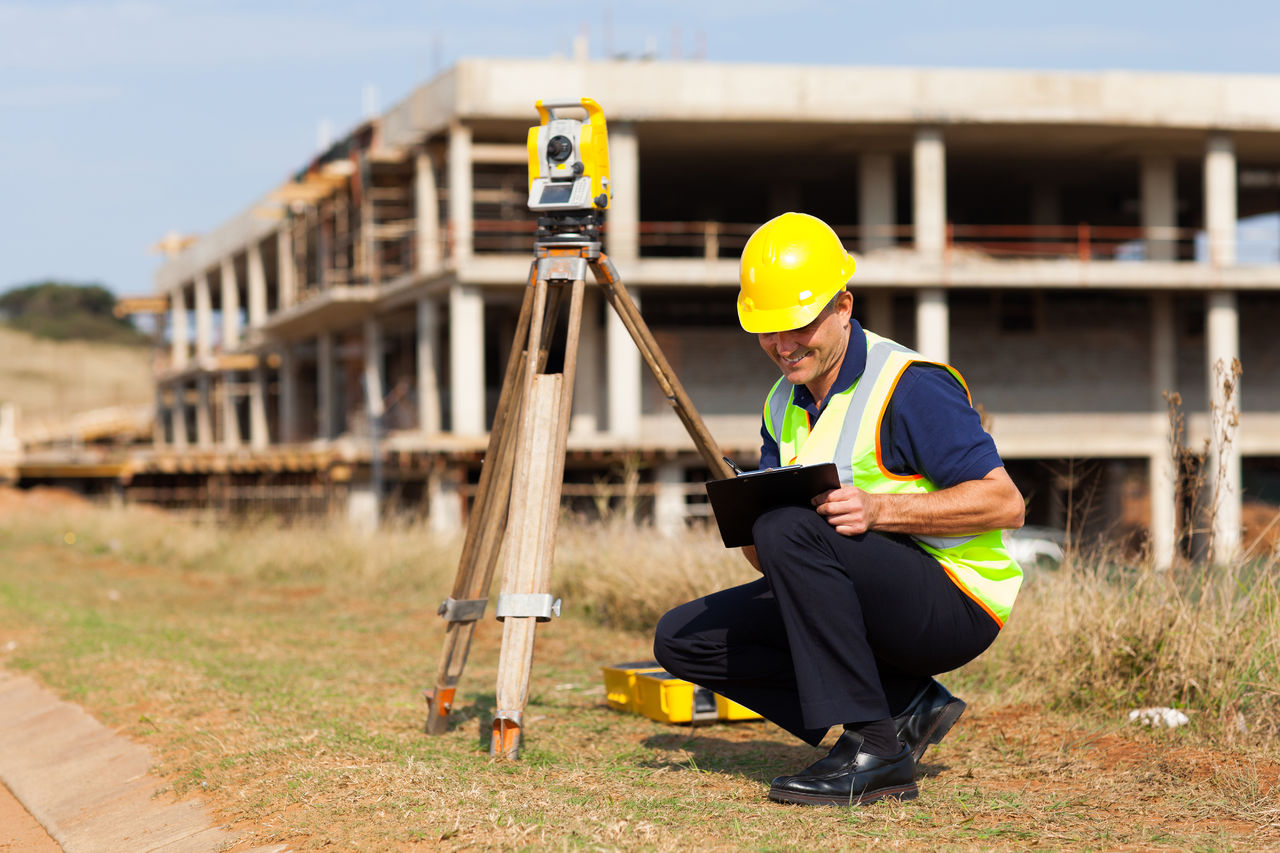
[762,330,1023,626]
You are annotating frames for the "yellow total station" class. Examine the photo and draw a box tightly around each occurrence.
[526,97,612,213]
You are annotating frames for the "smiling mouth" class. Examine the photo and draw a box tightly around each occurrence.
[781,351,811,367]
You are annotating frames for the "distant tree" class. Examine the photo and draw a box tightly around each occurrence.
[0,281,150,345]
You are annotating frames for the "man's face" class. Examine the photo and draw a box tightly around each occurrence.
[756,292,853,393]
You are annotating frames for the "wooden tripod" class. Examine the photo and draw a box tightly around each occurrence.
[423,237,732,758]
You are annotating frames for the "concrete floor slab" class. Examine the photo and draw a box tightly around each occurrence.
[0,668,286,853]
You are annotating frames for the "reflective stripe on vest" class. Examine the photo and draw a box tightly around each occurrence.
[762,330,1023,626]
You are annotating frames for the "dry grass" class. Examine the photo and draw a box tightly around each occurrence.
[973,550,1280,746]
[0,325,152,435]
[2,491,1279,850]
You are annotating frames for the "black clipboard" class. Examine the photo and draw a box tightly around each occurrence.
[704,462,841,548]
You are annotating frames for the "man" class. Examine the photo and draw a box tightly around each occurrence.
[654,212,1025,807]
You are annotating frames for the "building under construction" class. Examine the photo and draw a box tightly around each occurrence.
[19,58,1280,567]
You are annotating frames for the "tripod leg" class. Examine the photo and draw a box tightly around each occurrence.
[590,254,733,480]
[424,269,536,734]
[491,372,565,757]
[490,275,585,757]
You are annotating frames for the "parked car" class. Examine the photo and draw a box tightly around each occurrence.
[1006,525,1067,572]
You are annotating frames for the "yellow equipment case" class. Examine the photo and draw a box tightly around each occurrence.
[602,661,760,724]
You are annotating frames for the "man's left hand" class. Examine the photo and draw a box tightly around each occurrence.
[812,485,878,536]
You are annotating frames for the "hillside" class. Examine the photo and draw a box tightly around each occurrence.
[0,325,153,438]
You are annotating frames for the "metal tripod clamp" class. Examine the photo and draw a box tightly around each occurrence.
[495,592,562,621]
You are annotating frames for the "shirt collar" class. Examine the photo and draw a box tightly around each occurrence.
[790,319,867,418]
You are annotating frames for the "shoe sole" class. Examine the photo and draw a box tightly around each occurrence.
[911,698,966,763]
[768,783,919,807]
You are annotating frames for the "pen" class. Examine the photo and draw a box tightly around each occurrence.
[722,455,745,476]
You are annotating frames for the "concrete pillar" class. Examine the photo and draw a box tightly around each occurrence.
[864,291,893,338]
[448,284,485,435]
[912,127,947,258]
[221,372,241,449]
[1150,292,1177,569]
[248,242,267,329]
[195,274,213,361]
[1142,157,1177,262]
[172,383,188,450]
[250,366,268,450]
[277,228,296,310]
[915,288,949,363]
[196,374,213,448]
[415,149,442,274]
[570,288,602,437]
[607,289,642,438]
[279,344,297,444]
[170,286,189,370]
[1206,290,1242,564]
[448,122,473,264]
[427,464,463,534]
[364,315,385,420]
[607,121,639,263]
[416,297,442,434]
[317,332,336,440]
[1204,133,1237,267]
[654,462,686,537]
[859,152,896,253]
[152,384,166,448]
[220,259,239,350]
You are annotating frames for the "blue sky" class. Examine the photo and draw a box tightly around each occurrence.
[2,0,1278,296]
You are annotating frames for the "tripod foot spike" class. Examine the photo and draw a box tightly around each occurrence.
[490,715,523,759]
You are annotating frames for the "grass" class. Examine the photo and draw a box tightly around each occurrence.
[2,489,1279,850]
[0,325,152,435]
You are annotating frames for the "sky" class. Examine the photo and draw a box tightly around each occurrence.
[2,0,1279,297]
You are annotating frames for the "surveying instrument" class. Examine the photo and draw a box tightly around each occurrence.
[422,98,732,758]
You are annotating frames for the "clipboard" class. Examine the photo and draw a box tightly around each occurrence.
[704,462,841,548]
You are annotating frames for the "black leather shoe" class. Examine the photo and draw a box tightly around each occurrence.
[893,678,966,763]
[768,732,918,806]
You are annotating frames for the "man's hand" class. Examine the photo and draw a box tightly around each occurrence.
[810,467,1025,538]
[812,486,878,536]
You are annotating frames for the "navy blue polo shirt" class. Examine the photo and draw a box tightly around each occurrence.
[758,320,1004,488]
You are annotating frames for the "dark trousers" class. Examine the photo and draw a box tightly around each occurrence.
[654,505,1000,746]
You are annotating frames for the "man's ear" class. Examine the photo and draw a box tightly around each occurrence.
[836,290,854,319]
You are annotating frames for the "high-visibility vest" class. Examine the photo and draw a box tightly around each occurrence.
[762,330,1023,626]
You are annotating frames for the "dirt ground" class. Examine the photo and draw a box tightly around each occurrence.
[0,782,60,852]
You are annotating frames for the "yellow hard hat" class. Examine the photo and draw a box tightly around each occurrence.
[737,212,856,333]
